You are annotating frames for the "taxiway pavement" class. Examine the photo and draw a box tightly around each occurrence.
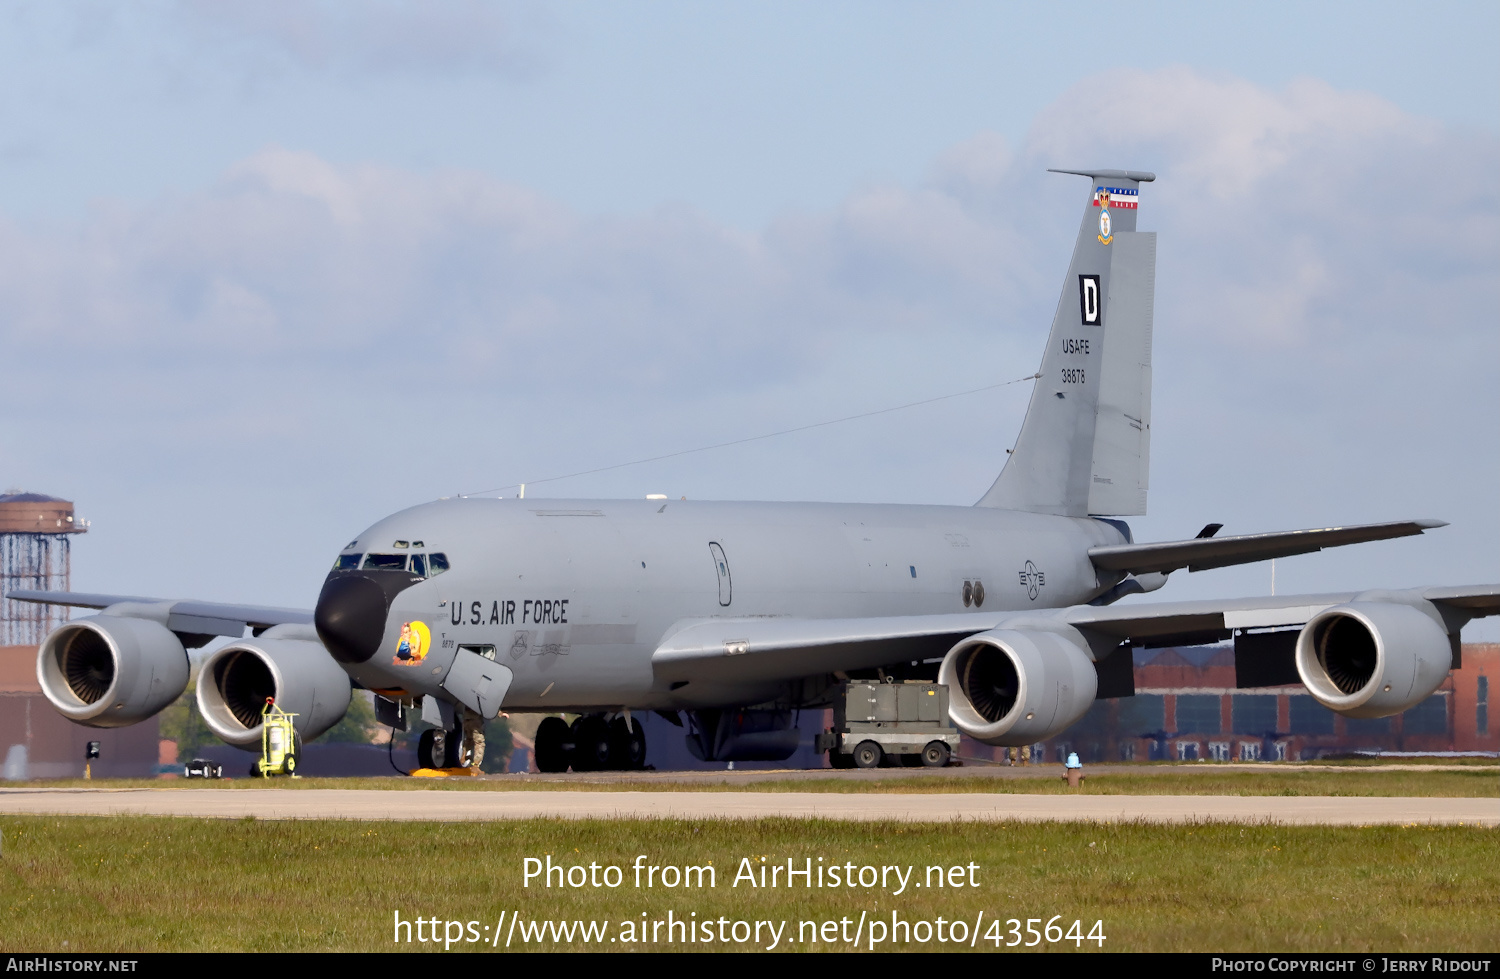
[0,788,1494,825]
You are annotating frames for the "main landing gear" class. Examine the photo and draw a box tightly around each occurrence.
[534,713,647,773]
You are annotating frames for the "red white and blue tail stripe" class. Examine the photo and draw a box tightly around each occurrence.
[1093,186,1139,209]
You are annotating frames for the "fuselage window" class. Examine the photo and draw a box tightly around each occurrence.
[429,553,450,576]
[333,554,362,571]
[362,553,409,571]
[410,553,428,577]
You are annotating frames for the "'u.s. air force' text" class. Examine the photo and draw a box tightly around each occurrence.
[451,599,568,626]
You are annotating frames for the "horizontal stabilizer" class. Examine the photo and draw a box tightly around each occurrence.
[1048,168,1157,182]
[1087,519,1446,575]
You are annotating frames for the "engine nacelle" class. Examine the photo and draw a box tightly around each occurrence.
[1295,599,1452,719]
[938,627,1098,746]
[196,624,353,747]
[36,615,189,727]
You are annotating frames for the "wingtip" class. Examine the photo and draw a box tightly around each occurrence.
[1414,519,1449,530]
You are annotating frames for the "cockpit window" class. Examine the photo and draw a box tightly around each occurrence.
[429,553,450,576]
[410,553,428,577]
[362,553,409,571]
[333,554,362,571]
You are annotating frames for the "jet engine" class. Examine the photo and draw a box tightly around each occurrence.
[1295,598,1453,719]
[938,626,1098,746]
[36,615,190,727]
[196,624,353,746]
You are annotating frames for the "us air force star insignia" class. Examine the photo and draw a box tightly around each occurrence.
[1018,561,1046,601]
[1097,190,1113,245]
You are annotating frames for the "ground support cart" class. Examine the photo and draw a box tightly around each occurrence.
[814,680,959,769]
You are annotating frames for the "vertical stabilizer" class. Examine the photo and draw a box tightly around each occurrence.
[977,169,1156,516]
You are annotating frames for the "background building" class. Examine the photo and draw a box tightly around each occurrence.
[1,491,87,647]
[0,644,160,778]
[963,642,1498,765]
[0,492,156,778]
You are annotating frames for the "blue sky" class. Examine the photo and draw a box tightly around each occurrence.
[3,2,1496,225]
[1,1,1496,636]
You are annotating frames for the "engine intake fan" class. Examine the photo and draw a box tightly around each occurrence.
[196,624,353,746]
[36,615,189,727]
[1294,598,1452,719]
[938,627,1098,746]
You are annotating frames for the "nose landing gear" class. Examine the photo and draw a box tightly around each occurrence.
[415,714,486,771]
[416,728,448,770]
[533,712,647,773]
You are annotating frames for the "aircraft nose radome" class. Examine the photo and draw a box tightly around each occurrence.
[315,574,389,664]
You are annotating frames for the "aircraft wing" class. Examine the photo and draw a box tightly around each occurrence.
[651,584,1500,685]
[5,589,313,639]
[1420,584,1500,614]
[1087,519,1446,575]
[653,612,1008,685]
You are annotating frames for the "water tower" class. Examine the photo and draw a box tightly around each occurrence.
[0,491,88,646]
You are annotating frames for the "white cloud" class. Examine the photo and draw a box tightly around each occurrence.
[3,68,1492,395]
[1,67,1494,609]
[1025,67,1496,353]
[0,143,1028,391]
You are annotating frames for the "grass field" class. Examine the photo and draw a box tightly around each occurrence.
[30,764,1500,797]
[0,814,1495,953]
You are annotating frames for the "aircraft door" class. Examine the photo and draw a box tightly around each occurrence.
[441,646,514,719]
[708,542,732,607]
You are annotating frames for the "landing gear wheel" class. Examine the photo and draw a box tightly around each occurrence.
[920,741,951,768]
[609,717,647,770]
[828,751,854,770]
[852,740,883,769]
[534,716,571,773]
[570,715,612,772]
[417,729,447,770]
[442,727,465,769]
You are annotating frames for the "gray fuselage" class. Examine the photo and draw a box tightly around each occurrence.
[337,498,1128,712]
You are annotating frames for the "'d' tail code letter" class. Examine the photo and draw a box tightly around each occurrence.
[978,169,1157,517]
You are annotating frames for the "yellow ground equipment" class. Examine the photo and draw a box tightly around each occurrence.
[256,698,301,778]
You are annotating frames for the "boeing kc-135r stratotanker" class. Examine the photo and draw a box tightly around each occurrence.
[14,170,1500,772]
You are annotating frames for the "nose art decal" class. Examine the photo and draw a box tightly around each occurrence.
[393,621,431,666]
